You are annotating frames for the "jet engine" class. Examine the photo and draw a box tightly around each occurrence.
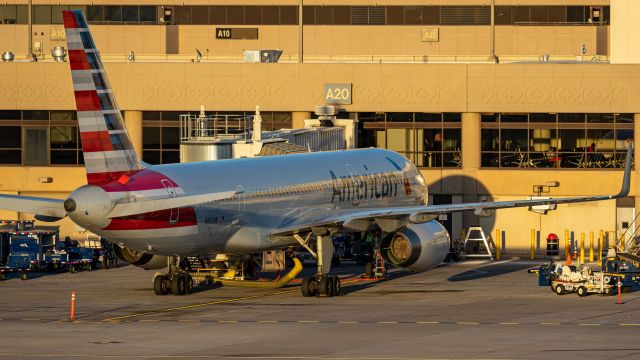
[113,244,168,270]
[379,221,450,272]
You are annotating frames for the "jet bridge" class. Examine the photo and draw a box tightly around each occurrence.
[179,106,350,162]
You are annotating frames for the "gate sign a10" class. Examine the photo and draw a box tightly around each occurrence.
[324,84,352,105]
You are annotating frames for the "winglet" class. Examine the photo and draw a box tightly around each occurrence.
[614,143,633,199]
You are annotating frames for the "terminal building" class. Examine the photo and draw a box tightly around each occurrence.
[0,0,639,253]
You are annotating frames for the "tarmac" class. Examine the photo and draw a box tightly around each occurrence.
[1,258,640,360]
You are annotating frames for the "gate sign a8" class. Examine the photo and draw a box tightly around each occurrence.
[324,84,352,105]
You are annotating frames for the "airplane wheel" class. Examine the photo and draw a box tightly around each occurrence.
[577,286,588,297]
[0,273,6,281]
[318,277,330,297]
[69,266,75,273]
[170,274,191,295]
[20,272,28,281]
[170,275,184,295]
[301,276,316,297]
[555,284,565,295]
[331,276,341,296]
[154,275,169,295]
[185,274,193,294]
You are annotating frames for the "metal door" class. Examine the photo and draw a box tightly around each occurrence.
[24,128,49,166]
[161,179,179,223]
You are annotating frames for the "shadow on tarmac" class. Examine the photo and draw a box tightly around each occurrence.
[0,263,130,282]
[447,261,534,282]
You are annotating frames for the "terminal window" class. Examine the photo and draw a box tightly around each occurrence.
[0,110,82,166]
[0,5,609,25]
[481,113,632,169]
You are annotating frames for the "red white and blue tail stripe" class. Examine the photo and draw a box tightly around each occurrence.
[63,10,143,185]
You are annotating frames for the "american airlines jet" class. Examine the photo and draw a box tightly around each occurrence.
[0,11,632,297]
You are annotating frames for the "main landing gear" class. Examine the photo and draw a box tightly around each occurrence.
[295,233,341,297]
[153,256,193,296]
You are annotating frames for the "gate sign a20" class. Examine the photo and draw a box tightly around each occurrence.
[324,84,352,105]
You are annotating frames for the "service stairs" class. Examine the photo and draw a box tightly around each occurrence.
[615,211,640,267]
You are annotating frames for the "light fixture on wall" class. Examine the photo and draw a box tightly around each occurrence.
[38,177,53,183]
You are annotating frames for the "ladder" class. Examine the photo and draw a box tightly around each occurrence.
[372,249,387,279]
[462,226,493,260]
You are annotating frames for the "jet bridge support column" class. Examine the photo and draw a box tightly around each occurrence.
[461,112,482,240]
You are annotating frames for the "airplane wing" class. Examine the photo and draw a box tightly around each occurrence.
[107,190,239,218]
[0,194,66,219]
[272,145,633,236]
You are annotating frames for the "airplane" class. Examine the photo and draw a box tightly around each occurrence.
[0,10,633,297]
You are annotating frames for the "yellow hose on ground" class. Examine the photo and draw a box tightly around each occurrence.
[217,257,303,289]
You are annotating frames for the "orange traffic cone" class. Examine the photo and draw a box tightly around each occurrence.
[566,249,572,266]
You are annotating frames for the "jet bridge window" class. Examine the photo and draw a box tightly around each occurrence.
[358,112,462,169]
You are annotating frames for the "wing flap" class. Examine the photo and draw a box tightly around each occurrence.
[107,190,238,218]
[0,194,66,218]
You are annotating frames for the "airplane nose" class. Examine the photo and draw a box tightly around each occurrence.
[64,198,76,212]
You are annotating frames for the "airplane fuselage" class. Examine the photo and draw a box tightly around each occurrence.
[70,148,427,256]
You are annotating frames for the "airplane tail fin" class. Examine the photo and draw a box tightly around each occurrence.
[63,10,144,185]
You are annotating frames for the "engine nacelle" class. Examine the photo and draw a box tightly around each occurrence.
[113,244,168,270]
[379,221,450,272]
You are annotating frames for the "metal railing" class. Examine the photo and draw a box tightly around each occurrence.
[616,211,640,255]
[7,53,610,64]
[179,113,251,143]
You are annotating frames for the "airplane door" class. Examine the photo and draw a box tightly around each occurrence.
[345,164,360,206]
[161,179,179,224]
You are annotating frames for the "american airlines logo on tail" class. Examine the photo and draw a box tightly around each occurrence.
[63,11,143,185]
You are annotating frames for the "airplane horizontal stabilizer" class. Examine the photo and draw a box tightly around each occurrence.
[0,194,66,219]
[107,190,239,218]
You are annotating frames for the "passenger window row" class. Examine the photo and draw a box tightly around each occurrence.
[252,182,328,199]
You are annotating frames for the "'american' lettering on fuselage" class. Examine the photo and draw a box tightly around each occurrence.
[330,170,412,203]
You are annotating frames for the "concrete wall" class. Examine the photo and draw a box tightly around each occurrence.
[610,0,640,64]
[0,62,637,113]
